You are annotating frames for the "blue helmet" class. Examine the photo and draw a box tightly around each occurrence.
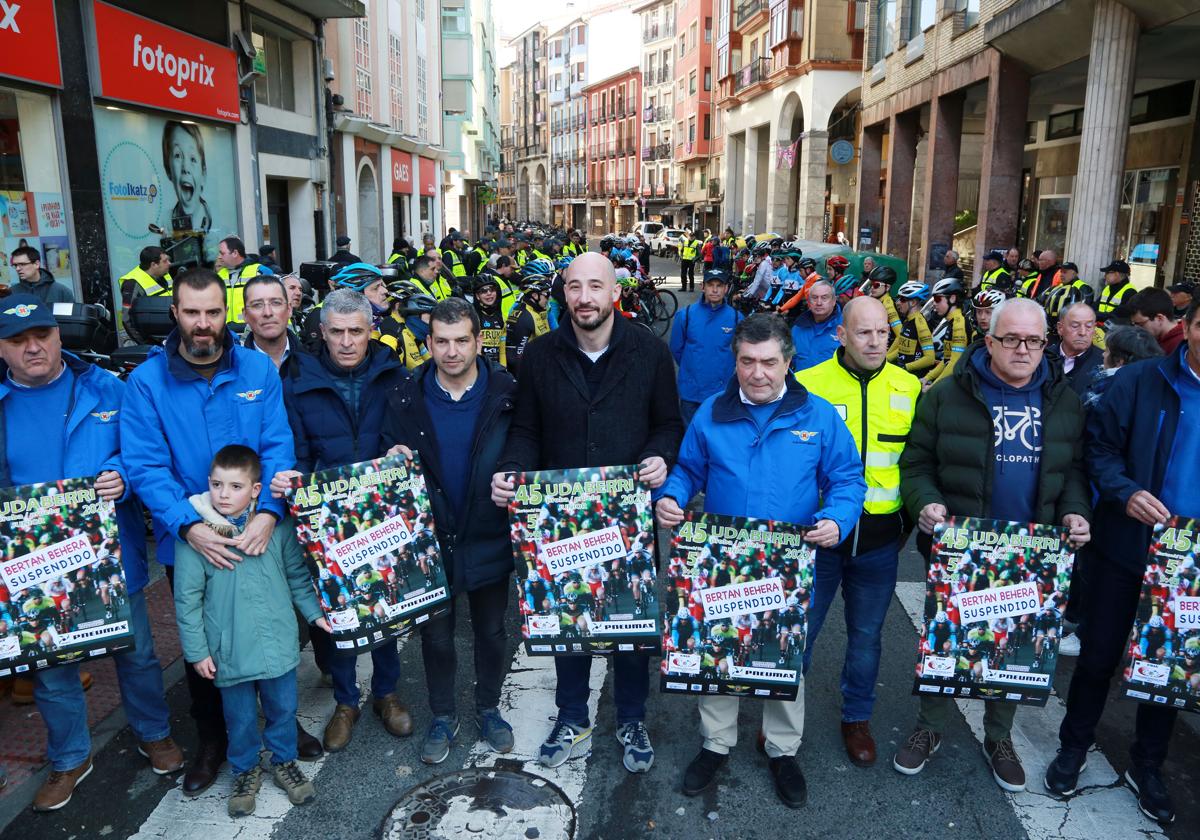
[896,280,931,302]
[555,255,574,271]
[330,262,383,291]
[522,258,555,277]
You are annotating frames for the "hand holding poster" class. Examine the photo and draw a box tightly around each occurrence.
[913,517,1073,706]
[660,512,813,701]
[287,455,450,655]
[1121,516,1200,713]
[508,465,659,656]
[0,477,135,673]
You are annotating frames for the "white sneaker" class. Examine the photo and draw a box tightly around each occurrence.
[1059,633,1081,657]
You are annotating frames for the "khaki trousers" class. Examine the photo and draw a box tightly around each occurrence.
[698,677,805,758]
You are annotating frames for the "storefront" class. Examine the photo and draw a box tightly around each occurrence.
[417,156,439,238]
[0,0,77,295]
[89,0,243,298]
[391,148,413,244]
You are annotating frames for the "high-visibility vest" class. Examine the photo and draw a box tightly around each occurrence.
[980,267,1010,292]
[1097,279,1135,316]
[217,262,265,323]
[387,252,410,272]
[429,275,455,300]
[680,240,699,261]
[795,353,920,515]
[121,266,171,296]
[515,249,529,266]
[444,249,468,278]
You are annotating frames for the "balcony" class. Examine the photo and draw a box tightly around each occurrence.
[550,186,565,199]
[642,104,671,124]
[642,22,675,43]
[735,0,766,28]
[708,179,721,199]
[732,57,772,93]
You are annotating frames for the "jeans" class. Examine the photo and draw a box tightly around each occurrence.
[803,541,899,722]
[680,400,702,430]
[1059,558,1177,767]
[34,590,171,771]
[555,652,649,728]
[419,579,509,717]
[329,639,400,706]
[165,565,226,743]
[220,669,298,775]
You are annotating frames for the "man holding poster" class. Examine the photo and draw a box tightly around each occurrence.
[491,251,683,775]
[1048,301,1200,826]
[0,296,182,811]
[896,297,1091,793]
[656,313,866,808]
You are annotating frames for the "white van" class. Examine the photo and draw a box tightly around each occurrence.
[631,220,664,239]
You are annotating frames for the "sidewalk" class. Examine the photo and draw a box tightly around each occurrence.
[0,576,181,798]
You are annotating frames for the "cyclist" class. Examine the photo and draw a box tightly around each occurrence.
[922,278,969,389]
[765,244,804,306]
[969,287,1007,344]
[886,281,936,375]
[865,265,903,343]
[740,241,778,303]
[778,257,823,314]
[473,274,508,367]
[380,286,437,369]
[504,278,552,376]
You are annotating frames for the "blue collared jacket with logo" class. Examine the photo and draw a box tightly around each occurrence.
[669,300,742,404]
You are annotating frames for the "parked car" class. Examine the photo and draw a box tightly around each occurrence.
[651,228,686,257]
[631,220,665,240]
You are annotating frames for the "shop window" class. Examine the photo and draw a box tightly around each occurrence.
[252,25,296,112]
[1129,81,1195,126]
[1045,109,1083,140]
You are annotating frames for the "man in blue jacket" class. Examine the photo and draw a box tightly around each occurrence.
[270,289,412,754]
[656,313,866,809]
[0,296,182,811]
[120,269,304,795]
[790,281,843,371]
[1047,303,1200,826]
[670,269,741,426]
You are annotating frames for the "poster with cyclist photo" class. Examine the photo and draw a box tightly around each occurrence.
[508,465,660,656]
[660,512,813,701]
[1120,517,1200,714]
[287,454,451,655]
[914,517,1074,706]
[0,477,135,674]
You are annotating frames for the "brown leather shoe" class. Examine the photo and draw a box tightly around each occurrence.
[182,740,227,796]
[372,694,413,738]
[80,671,93,692]
[323,704,361,752]
[138,737,185,774]
[10,676,33,705]
[33,756,93,811]
[841,721,877,767]
[296,721,324,761]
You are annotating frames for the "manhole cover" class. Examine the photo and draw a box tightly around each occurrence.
[381,767,575,840]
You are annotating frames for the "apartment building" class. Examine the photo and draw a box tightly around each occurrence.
[671,0,719,232]
[497,61,519,221]
[585,68,643,233]
[636,0,677,222]
[715,0,864,241]
[547,19,591,230]
[508,23,551,221]
[858,0,1200,287]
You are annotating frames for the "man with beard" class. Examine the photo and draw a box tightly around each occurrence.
[473,274,508,367]
[121,268,319,795]
[492,251,683,775]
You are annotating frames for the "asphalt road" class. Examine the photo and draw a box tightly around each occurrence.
[1,252,1196,840]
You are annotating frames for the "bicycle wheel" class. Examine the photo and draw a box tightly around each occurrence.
[654,288,678,319]
[648,298,673,337]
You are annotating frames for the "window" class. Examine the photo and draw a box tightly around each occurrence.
[853,0,868,30]
[353,16,371,118]
[679,35,686,58]
[414,0,424,21]
[704,69,711,91]
[705,17,712,42]
[1046,109,1083,140]
[576,25,585,45]
[871,0,896,62]
[703,113,711,140]
[1129,81,1195,126]
[689,70,697,95]
[388,34,404,131]
[717,45,729,77]
[770,3,787,45]
[441,4,466,34]
[689,22,698,51]
[908,0,935,38]
[955,0,979,29]
[252,25,296,111]
[416,55,429,140]
[688,117,696,144]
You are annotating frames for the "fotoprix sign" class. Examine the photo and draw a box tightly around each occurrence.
[0,0,62,88]
[92,1,240,123]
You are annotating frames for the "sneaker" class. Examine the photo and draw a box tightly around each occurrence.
[421,716,461,765]
[1044,747,1088,797]
[478,708,514,754]
[271,760,315,806]
[537,718,592,768]
[32,756,93,812]
[1058,633,1081,657]
[768,755,807,809]
[138,737,185,775]
[682,748,727,796]
[893,728,941,775]
[1124,764,1175,825]
[983,738,1026,792]
[615,721,654,774]
[227,767,263,818]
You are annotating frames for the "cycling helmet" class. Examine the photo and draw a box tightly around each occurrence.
[753,241,773,256]
[1018,258,1037,272]
[623,256,641,270]
[867,265,898,286]
[330,262,384,291]
[972,288,1006,309]
[523,279,552,295]
[896,281,931,302]
[826,255,850,271]
[618,276,640,290]
[832,274,859,296]
[1043,284,1091,319]
[521,258,555,277]
[398,293,437,316]
[473,274,501,294]
[599,235,615,250]
[798,257,817,273]
[555,255,574,271]
[932,277,965,298]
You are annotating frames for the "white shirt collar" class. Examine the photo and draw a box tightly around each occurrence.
[739,385,786,405]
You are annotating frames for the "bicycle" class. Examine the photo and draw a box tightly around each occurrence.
[635,277,678,337]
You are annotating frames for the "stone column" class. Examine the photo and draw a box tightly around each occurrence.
[919,93,963,277]
[767,136,796,235]
[856,123,884,250]
[1064,0,1139,284]
[883,110,918,261]
[723,133,744,233]
[975,54,1030,286]
[796,130,829,242]
[743,127,761,234]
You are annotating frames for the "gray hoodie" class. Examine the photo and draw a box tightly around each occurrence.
[16,268,74,304]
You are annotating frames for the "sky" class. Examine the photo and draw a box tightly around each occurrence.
[493,0,641,81]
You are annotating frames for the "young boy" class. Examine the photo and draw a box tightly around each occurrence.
[173,445,329,818]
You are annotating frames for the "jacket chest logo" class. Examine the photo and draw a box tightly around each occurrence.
[236,389,263,402]
[791,429,818,442]
[4,303,36,317]
[721,326,733,334]
[90,410,119,422]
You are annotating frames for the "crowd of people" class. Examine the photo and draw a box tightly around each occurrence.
[0,216,1195,830]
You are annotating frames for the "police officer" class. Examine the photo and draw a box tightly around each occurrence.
[1096,259,1136,321]
[330,235,361,266]
[679,233,699,292]
[978,250,1013,294]
[442,232,470,284]
[120,246,172,325]
[215,236,271,324]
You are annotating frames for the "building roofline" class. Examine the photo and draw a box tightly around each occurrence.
[581,65,640,92]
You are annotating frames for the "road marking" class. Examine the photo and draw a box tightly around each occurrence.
[893,582,1166,840]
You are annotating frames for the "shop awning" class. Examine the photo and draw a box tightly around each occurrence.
[662,204,690,213]
[281,0,366,18]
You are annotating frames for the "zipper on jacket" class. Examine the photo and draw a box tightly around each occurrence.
[851,376,868,557]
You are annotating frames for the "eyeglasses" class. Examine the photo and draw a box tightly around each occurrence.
[870,281,886,288]
[994,335,1048,350]
[10,261,32,268]
[933,295,947,303]
[245,298,287,312]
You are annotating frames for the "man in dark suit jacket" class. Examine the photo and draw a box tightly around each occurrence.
[1047,301,1104,396]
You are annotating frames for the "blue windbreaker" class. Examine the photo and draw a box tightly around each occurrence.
[790,305,843,372]
[670,300,742,404]
[658,375,866,537]
[120,330,295,566]
[0,352,149,593]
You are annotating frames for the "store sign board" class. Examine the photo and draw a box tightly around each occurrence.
[392,149,413,195]
[0,0,63,88]
[418,156,437,197]
[92,1,240,123]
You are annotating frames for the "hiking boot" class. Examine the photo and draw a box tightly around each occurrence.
[537,718,592,768]
[227,767,263,818]
[478,708,514,754]
[33,756,93,812]
[138,737,185,774]
[615,721,654,773]
[372,693,413,738]
[984,737,1026,792]
[1125,764,1175,825]
[421,716,460,765]
[768,755,807,809]
[682,748,726,796]
[272,760,315,806]
[322,704,360,752]
[1044,747,1088,797]
[893,728,941,775]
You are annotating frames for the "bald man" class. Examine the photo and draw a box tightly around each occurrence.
[492,249,684,775]
[795,296,922,767]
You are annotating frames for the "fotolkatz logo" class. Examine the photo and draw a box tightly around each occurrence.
[93,2,240,123]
